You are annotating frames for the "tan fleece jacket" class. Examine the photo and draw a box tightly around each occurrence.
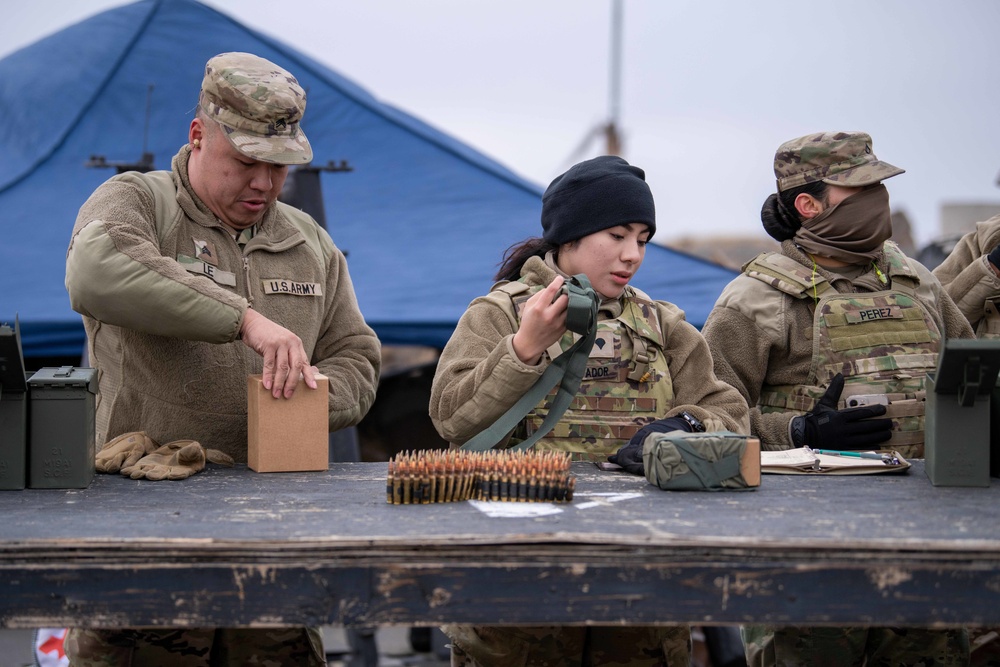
[932,215,1000,335]
[702,240,974,450]
[430,254,749,447]
[65,147,380,461]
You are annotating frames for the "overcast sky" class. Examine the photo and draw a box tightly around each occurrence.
[4,0,1000,247]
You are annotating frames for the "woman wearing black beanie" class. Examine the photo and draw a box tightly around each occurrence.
[495,155,657,285]
[430,155,749,667]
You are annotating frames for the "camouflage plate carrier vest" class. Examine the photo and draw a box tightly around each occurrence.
[746,242,940,458]
[497,281,675,462]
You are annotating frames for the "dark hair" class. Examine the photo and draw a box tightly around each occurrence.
[760,181,829,242]
[495,237,559,282]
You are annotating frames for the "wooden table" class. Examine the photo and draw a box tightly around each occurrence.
[1,461,998,629]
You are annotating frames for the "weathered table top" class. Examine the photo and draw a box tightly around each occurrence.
[2,461,999,629]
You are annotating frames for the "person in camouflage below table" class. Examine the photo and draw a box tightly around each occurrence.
[931,215,1000,667]
[430,155,749,667]
[701,131,973,666]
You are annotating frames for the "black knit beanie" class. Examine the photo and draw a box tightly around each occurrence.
[541,156,656,245]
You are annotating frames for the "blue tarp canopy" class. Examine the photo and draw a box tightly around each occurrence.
[0,0,737,359]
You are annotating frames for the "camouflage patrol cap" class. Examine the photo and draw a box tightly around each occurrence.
[199,52,312,165]
[774,131,903,192]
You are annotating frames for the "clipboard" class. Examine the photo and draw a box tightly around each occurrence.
[761,447,910,475]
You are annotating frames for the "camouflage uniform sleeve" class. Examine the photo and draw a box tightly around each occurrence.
[701,280,799,450]
[66,178,245,343]
[654,302,750,434]
[429,294,547,445]
[932,217,1000,332]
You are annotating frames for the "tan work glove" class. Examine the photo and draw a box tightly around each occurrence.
[95,431,158,474]
[121,440,234,481]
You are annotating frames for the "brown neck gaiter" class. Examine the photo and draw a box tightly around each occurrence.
[792,184,892,265]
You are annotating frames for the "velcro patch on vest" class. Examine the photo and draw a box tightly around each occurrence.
[531,419,642,440]
[177,254,236,286]
[262,279,323,296]
[581,331,621,381]
[572,396,657,412]
[583,363,621,381]
[590,331,617,359]
[845,306,903,324]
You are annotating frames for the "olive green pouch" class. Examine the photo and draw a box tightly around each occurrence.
[643,431,760,491]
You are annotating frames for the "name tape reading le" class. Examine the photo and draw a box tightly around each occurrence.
[178,255,236,286]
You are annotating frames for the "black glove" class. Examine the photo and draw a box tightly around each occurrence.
[988,245,1000,273]
[789,374,893,450]
[608,416,692,475]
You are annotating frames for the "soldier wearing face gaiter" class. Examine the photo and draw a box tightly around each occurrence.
[702,131,974,667]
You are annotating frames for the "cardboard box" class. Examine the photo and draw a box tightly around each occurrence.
[742,437,761,488]
[248,374,329,472]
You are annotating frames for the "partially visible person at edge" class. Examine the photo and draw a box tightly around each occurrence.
[63,52,380,666]
[701,131,972,667]
[429,155,749,667]
[931,215,1000,667]
[933,214,1000,338]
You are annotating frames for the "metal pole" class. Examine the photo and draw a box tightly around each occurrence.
[607,0,623,155]
[609,0,622,127]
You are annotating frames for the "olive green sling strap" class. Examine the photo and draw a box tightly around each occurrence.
[460,274,600,453]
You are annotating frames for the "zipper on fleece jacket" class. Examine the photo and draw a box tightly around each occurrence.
[243,256,253,307]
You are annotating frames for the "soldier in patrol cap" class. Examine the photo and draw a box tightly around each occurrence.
[64,52,380,665]
[701,131,972,665]
[430,155,749,666]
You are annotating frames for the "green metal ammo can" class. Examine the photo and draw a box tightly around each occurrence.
[0,320,29,490]
[28,366,98,489]
[924,339,1000,487]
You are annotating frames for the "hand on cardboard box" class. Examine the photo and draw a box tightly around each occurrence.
[239,308,318,399]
